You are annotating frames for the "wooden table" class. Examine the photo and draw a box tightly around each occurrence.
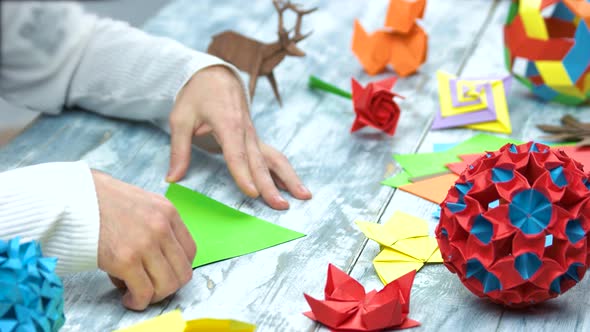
[1,0,590,331]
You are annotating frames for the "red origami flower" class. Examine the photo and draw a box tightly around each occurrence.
[351,77,403,136]
[303,264,419,332]
[436,142,590,307]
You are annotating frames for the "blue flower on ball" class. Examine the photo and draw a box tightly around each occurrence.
[0,238,65,332]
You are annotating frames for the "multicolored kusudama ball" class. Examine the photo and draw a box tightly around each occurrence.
[436,142,590,307]
[0,238,65,331]
[504,0,590,105]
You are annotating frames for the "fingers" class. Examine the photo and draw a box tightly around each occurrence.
[162,238,193,290]
[245,131,289,210]
[216,125,259,198]
[161,234,193,291]
[109,275,127,290]
[167,111,196,183]
[120,264,154,311]
[143,248,180,304]
[262,144,312,200]
[154,195,196,263]
[170,213,197,264]
[271,172,288,191]
[143,207,193,304]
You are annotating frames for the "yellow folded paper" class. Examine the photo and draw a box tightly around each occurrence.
[356,211,443,284]
[434,70,512,134]
[519,0,548,40]
[115,310,256,332]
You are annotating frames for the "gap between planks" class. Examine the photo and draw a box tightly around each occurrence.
[339,0,502,297]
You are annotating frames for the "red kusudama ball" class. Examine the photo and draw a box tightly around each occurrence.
[435,142,590,307]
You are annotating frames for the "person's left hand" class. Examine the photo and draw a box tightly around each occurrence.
[165,65,312,210]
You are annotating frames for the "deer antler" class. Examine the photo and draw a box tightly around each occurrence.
[286,2,317,42]
[273,0,290,37]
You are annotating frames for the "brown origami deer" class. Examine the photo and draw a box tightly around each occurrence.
[207,0,316,106]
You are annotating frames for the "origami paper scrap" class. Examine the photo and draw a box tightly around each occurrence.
[356,211,443,284]
[165,183,305,268]
[398,173,460,204]
[560,146,590,169]
[393,134,523,178]
[433,142,459,152]
[385,0,426,33]
[115,310,256,332]
[446,161,470,175]
[381,171,412,188]
[0,237,65,332]
[432,71,513,134]
[207,1,316,106]
[352,0,428,77]
[303,264,420,331]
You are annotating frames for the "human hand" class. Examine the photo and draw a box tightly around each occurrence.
[165,65,312,210]
[92,170,196,311]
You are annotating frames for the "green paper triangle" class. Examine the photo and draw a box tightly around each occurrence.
[381,171,412,188]
[165,183,305,268]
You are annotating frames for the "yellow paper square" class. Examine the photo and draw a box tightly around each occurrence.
[115,311,186,332]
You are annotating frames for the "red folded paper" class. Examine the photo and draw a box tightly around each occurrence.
[446,147,590,176]
[304,264,420,331]
[436,142,590,307]
[351,77,402,136]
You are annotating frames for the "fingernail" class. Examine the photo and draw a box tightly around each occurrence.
[298,184,311,195]
[275,195,288,205]
[166,169,174,182]
[247,183,259,196]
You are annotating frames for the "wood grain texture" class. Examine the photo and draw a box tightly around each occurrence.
[1,0,589,331]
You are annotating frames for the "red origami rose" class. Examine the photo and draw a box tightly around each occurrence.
[351,77,402,136]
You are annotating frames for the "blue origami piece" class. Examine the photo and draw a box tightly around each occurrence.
[0,238,65,332]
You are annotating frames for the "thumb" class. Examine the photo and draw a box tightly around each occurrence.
[166,115,197,182]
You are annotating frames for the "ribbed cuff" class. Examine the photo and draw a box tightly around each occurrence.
[0,161,100,275]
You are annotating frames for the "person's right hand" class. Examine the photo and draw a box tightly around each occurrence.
[92,170,196,311]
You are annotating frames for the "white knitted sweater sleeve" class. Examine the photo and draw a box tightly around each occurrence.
[0,2,243,274]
